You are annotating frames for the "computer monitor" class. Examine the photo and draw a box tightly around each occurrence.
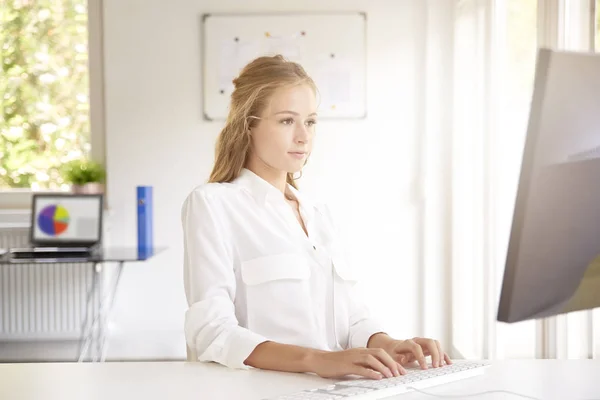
[30,193,103,247]
[497,49,600,323]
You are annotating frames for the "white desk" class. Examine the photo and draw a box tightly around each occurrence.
[1,360,599,400]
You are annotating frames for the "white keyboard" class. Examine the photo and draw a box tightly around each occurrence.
[265,360,490,400]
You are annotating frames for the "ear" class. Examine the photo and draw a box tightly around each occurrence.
[244,117,253,135]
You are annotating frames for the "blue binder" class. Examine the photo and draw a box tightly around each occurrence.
[137,186,153,256]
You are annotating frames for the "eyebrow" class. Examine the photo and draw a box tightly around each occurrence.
[273,110,318,117]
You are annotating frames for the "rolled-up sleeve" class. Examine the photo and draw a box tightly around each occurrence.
[182,189,268,369]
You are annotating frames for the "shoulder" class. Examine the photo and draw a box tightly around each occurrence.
[183,181,247,202]
[184,182,230,199]
[181,181,247,215]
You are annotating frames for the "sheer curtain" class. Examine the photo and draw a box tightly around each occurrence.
[449,0,600,360]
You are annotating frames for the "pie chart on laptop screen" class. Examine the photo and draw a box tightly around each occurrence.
[38,205,70,236]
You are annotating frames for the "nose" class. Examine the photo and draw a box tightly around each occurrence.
[294,122,311,143]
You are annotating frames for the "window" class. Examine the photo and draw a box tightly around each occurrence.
[451,0,539,360]
[452,0,600,361]
[494,0,539,360]
[0,0,90,190]
[596,0,600,51]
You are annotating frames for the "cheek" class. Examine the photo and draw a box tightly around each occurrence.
[253,127,291,156]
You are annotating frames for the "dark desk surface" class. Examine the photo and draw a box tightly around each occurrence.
[0,246,167,264]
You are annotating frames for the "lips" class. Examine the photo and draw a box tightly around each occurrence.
[289,152,306,159]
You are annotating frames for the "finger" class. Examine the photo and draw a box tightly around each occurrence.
[444,353,453,365]
[359,354,393,379]
[416,338,439,368]
[396,362,407,375]
[406,340,428,370]
[413,338,440,368]
[349,365,382,380]
[435,341,444,366]
[430,340,442,368]
[394,353,414,365]
[371,349,401,377]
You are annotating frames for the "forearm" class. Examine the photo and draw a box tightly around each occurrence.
[367,332,393,349]
[244,341,324,373]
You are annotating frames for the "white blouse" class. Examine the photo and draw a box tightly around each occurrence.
[181,168,383,369]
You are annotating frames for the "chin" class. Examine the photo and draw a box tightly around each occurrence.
[284,164,304,175]
[281,156,307,175]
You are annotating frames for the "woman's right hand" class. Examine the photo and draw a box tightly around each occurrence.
[305,348,407,380]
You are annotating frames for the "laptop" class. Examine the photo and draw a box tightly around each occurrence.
[6,193,104,262]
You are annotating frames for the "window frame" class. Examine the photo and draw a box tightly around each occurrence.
[0,0,106,212]
[595,0,599,51]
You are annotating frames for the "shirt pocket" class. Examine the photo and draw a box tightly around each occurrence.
[241,253,314,341]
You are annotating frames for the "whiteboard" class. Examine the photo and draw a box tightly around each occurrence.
[201,13,366,120]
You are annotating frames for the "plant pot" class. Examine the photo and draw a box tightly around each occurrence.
[71,182,104,194]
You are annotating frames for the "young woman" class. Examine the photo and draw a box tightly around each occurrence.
[181,55,451,380]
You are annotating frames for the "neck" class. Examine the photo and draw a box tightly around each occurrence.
[245,158,288,195]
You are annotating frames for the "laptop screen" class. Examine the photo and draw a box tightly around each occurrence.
[31,194,103,246]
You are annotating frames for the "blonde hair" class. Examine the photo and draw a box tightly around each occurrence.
[208,55,317,188]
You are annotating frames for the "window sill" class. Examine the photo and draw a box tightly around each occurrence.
[0,190,113,226]
[0,189,36,211]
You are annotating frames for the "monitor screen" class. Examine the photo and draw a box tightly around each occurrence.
[497,49,600,323]
[31,194,103,245]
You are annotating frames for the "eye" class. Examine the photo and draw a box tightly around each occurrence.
[306,119,317,127]
[280,118,294,125]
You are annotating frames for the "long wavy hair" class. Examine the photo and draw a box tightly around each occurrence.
[208,55,317,189]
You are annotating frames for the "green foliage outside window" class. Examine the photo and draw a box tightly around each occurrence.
[0,0,90,190]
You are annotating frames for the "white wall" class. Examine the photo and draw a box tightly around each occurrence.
[102,0,454,360]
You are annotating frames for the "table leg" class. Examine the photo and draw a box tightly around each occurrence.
[98,261,124,362]
[78,263,99,362]
[77,261,125,362]
[95,262,104,362]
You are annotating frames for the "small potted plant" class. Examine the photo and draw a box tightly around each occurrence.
[62,159,106,194]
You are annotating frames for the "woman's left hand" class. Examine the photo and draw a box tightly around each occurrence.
[368,334,452,370]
